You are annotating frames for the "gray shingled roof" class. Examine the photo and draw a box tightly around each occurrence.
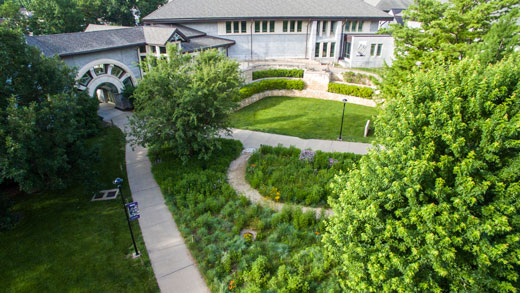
[363,0,413,11]
[143,0,393,22]
[26,25,234,57]
[25,28,146,57]
[182,35,235,53]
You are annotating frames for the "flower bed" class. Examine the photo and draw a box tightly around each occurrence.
[328,82,374,99]
[150,139,341,291]
[246,145,362,207]
[239,79,305,101]
[252,69,304,80]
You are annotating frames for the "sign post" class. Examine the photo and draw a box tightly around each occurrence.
[114,178,140,258]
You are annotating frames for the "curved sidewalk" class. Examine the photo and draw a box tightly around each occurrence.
[224,128,373,154]
[98,104,208,293]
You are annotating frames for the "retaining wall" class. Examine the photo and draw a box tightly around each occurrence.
[237,89,377,110]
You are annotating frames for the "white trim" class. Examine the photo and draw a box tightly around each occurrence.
[87,75,125,97]
[76,58,137,86]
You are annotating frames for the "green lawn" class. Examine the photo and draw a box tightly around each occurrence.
[0,127,158,292]
[229,96,379,143]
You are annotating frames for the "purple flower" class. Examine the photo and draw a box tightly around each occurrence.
[329,158,338,168]
[299,150,315,162]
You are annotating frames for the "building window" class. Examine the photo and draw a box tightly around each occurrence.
[283,21,288,32]
[322,21,327,33]
[241,21,247,33]
[377,44,383,56]
[297,21,302,32]
[322,42,328,57]
[150,46,157,54]
[262,21,268,32]
[255,21,260,33]
[345,20,364,32]
[330,42,335,57]
[233,21,239,33]
[270,20,275,32]
[316,21,320,34]
[94,64,105,75]
[315,43,320,57]
[79,72,93,86]
[226,21,232,33]
[330,21,336,35]
[139,45,146,54]
[289,20,295,32]
[159,46,167,54]
[370,44,376,56]
[345,41,351,59]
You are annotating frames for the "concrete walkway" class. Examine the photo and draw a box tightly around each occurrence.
[98,103,208,293]
[223,128,373,154]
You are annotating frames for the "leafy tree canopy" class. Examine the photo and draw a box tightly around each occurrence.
[324,51,520,291]
[129,45,242,163]
[0,27,100,192]
[380,0,518,96]
[26,0,166,34]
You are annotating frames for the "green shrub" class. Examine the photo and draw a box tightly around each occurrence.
[342,71,377,85]
[252,69,304,80]
[239,79,305,101]
[246,145,362,207]
[328,82,374,99]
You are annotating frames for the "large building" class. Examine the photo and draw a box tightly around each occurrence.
[25,0,398,106]
[142,0,395,67]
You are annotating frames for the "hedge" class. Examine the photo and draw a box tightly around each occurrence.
[252,69,304,80]
[327,82,374,99]
[342,71,377,86]
[239,79,305,100]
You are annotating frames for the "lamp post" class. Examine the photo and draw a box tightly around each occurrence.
[338,98,348,141]
[114,177,140,258]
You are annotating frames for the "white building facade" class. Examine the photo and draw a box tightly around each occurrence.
[143,0,395,67]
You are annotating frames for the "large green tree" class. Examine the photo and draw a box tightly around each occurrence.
[380,0,517,96]
[27,0,166,34]
[324,53,520,291]
[0,27,100,192]
[129,45,242,163]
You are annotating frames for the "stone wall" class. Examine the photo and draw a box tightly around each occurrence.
[237,89,377,110]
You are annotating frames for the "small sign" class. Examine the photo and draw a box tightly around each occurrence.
[126,202,140,221]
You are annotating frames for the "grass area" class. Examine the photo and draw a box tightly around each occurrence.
[150,139,341,292]
[246,145,362,207]
[229,96,378,143]
[0,126,158,292]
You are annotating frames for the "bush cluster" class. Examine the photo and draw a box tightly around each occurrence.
[150,139,341,292]
[328,82,374,99]
[252,69,304,80]
[239,79,305,101]
[246,145,362,207]
[342,71,377,85]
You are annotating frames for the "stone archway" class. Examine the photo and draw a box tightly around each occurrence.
[75,59,137,97]
[76,59,137,110]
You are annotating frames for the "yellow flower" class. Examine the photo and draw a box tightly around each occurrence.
[276,192,280,196]
[275,196,280,201]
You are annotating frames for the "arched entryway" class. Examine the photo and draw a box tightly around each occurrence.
[95,82,119,103]
[76,59,137,110]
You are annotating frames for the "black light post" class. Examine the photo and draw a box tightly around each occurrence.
[114,177,140,258]
[338,98,348,141]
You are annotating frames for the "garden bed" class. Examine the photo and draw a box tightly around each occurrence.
[150,139,342,291]
[246,145,362,207]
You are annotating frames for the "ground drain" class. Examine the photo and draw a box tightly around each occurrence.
[91,189,120,201]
